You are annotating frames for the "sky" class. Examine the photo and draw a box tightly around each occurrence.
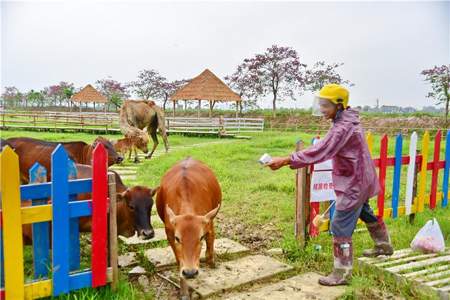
[1,0,449,109]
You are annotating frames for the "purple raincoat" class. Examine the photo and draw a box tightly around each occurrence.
[290,108,380,211]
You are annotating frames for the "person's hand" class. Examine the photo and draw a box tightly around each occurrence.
[266,156,291,170]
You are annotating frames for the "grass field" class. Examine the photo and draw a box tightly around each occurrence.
[1,129,449,299]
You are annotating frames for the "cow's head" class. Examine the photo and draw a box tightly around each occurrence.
[127,129,149,154]
[117,186,157,239]
[93,136,123,165]
[166,204,220,279]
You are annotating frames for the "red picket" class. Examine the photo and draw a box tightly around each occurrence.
[377,135,388,219]
[309,202,319,237]
[430,130,442,209]
[91,144,108,287]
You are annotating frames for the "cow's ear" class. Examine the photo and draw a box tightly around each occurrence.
[166,205,177,225]
[117,189,130,204]
[203,204,221,224]
[151,186,160,197]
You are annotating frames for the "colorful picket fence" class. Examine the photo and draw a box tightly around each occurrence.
[0,143,116,299]
[310,130,450,234]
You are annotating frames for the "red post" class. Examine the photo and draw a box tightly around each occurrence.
[91,143,108,287]
[377,135,388,219]
[430,130,442,209]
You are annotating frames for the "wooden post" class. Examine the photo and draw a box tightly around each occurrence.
[198,100,201,118]
[173,100,176,118]
[108,172,118,290]
[295,140,310,247]
[209,101,213,118]
[236,101,239,118]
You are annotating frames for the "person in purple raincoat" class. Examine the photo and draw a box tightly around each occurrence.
[267,84,394,286]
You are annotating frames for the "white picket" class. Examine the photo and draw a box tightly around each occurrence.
[405,132,418,215]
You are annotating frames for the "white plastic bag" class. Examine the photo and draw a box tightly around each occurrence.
[410,218,445,253]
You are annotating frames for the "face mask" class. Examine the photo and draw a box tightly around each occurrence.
[311,97,335,117]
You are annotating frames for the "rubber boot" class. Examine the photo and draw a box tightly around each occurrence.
[363,220,394,257]
[319,237,353,286]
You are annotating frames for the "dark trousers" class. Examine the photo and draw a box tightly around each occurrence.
[331,201,378,238]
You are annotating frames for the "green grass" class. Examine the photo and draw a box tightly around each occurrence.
[3,130,449,299]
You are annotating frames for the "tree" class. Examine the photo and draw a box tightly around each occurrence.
[26,90,45,107]
[241,45,307,116]
[225,62,263,114]
[305,61,353,92]
[45,82,75,107]
[421,65,450,124]
[129,69,166,100]
[1,86,23,108]
[160,79,189,111]
[95,78,129,110]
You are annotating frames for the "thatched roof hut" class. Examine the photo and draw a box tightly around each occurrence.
[170,69,241,117]
[71,84,108,103]
[70,84,108,112]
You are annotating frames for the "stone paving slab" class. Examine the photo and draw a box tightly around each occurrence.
[118,251,137,268]
[119,228,166,245]
[183,255,293,298]
[145,238,249,269]
[224,272,345,300]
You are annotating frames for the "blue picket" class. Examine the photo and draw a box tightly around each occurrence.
[391,134,403,218]
[329,200,335,235]
[29,163,50,278]
[68,159,80,272]
[52,144,70,296]
[442,130,450,208]
[21,179,92,200]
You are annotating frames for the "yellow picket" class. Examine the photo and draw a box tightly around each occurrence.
[417,131,429,213]
[366,131,373,156]
[0,146,25,299]
[21,205,52,224]
[24,280,52,300]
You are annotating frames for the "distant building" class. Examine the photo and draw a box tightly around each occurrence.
[380,105,402,114]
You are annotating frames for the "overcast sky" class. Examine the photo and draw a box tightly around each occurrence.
[1,1,449,109]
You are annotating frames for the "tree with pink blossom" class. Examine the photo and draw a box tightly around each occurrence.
[1,86,23,108]
[95,77,129,110]
[305,61,353,92]
[230,45,307,116]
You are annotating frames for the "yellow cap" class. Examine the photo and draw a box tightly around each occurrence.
[318,84,349,108]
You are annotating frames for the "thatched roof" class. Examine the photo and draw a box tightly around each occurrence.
[71,84,108,103]
[170,69,241,102]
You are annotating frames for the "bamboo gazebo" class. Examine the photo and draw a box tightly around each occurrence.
[170,69,242,118]
[70,84,108,112]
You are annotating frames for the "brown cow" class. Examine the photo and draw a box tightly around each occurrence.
[6,136,123,183]
[22,164,157,244]
[113,136,149,163]
[119,100,169,160]
[156,157,221,299]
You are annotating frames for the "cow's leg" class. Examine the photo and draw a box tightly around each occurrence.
[160,128,169,153]
[205,225,216,268]
[133,147,140,163]
[127,148,132,161]
[145,127,159,159]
